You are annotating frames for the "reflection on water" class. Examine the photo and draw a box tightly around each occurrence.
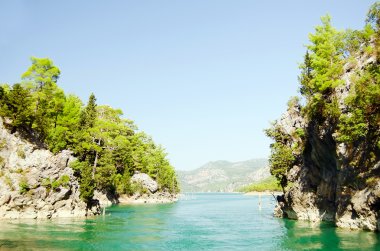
[0,194,378,250]
[281,218,380,250]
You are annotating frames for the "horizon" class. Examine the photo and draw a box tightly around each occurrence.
[0,1,376,170]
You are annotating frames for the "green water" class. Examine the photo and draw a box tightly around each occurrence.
[0,193,379,250]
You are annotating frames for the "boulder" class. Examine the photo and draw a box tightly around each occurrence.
[131,173,159,193]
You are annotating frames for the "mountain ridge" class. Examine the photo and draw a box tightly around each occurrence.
[178,158,270,192]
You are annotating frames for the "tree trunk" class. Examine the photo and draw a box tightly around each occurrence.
[92,138,101,179]
[92,150,98,179]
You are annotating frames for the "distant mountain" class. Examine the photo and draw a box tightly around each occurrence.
[177,159,270,192]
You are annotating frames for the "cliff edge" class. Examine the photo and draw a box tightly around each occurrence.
[0,118,100,219]
[269,7,380,231]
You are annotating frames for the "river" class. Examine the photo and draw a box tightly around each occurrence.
[0,193,379,250]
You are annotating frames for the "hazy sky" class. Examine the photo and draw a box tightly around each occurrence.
[0,1,376,170]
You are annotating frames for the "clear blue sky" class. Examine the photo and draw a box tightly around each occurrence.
[0,1,376,170]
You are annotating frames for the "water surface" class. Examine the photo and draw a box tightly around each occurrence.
[0,193,379,250]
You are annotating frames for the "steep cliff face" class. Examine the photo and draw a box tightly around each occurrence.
[274,53,380,231]
[0,118,100,219]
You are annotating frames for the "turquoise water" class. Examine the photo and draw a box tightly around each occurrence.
[0,193,379,250]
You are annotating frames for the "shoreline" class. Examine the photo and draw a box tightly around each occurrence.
[243,191,283,196]
[117,193,179,205]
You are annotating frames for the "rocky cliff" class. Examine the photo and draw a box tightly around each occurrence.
[273,52,380,231]
[0,118,100,219]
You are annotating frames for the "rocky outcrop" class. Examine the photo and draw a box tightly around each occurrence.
[273,53,380,231]
[131,172,159,193]
[0,118,100,219]
[92,172,177,206]
[93,190,119,207]
[118,191,178,205]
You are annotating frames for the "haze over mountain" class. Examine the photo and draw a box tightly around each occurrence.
[177,159,270,192]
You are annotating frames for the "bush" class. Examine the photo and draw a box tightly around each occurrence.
[268,142,295,191]
[295,128,305,138]
[287,96,301,109]
[0,139,6,149]
[52,175,70,190]
[19,176,29,194]
[17,147,26,159]
[4,175,14,191]
[15,168,24,174]
[130,182,148,195]
[114,173,132,195]
[0,156,4,167]
[41,178,51,187]
[366,177,379,187]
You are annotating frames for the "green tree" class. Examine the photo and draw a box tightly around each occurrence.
[367,2,380,31]
[1,57,180,205]
[71,161,95,204]
[307,15,344,93]
[79,93,97,129]
[46,95,83,153]
[21,57,64,140]
[299,15,345,120]
[265,123,295,193]
[3,84,33,133]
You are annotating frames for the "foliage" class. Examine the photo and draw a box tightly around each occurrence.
[0,156,4,167]
[19,176,30,194]
[21,57,64,140]
[337,61,380,145]
[299,15,344,120]
[0,139,6,149]
[295,128,305,138]
[71,160,95,203]
[268,142,294,191]
[265,119,295,192]
[4,175,14,191]
[46,95,83,153]
[287,96,300,110]
[267,4,380,192]
[51,175,70,190]
[238,176,282,192]
[1,83,33,133]
[17,148,26,159]
[0,57,179,205]
[367,2,380,31]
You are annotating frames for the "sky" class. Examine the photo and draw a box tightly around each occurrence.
[0,1,377,170]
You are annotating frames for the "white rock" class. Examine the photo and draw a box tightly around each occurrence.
[131,173,159,193]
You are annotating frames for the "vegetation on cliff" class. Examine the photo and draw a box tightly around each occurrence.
[0,58,179,204]
[267,3,380,192]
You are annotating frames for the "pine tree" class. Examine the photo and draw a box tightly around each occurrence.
[79,93,97,129]
[21,57,64,140]
[4,84,33,133]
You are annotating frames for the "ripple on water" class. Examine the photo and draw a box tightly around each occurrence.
[0,194,379,250]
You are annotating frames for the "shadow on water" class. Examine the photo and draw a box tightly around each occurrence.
[279,218,380,250]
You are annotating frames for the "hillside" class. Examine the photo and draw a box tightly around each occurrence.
[178,159,270,192]
[0,57,179,218]
[238,176,281,193]
[268,4,380,231]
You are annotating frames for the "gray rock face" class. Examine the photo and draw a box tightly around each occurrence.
[131,173,159,193]
[0,118,100,219]
[93,190,119,207]
[273,53,380,231]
